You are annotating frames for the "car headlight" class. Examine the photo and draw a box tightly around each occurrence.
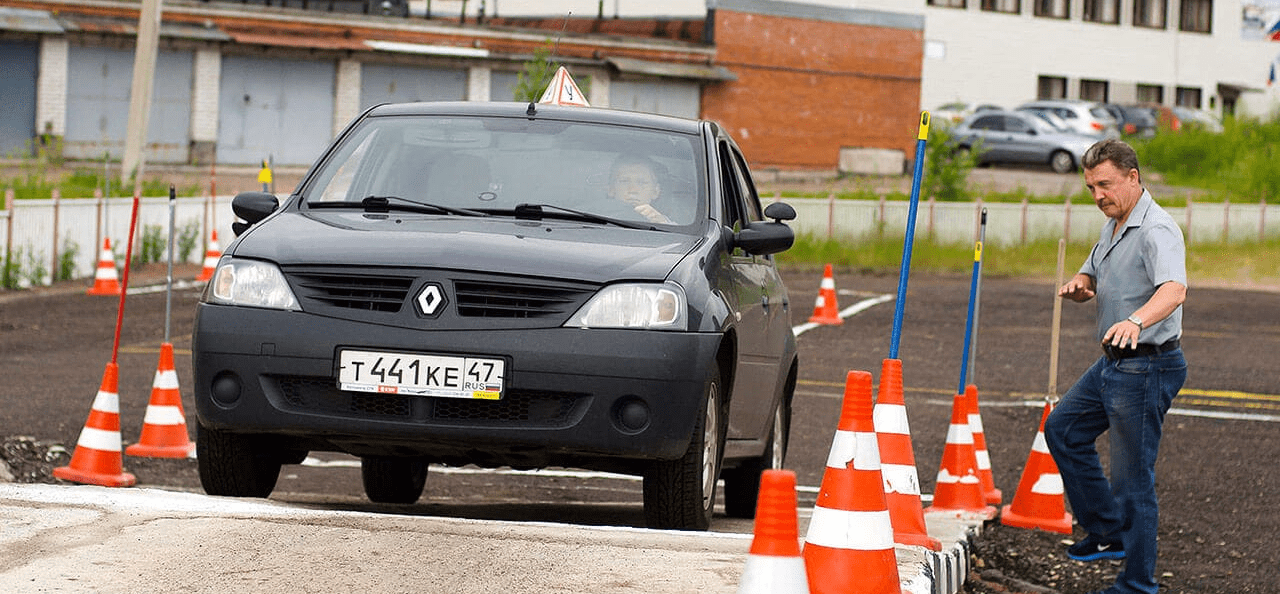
[203,259,300,310]
[565,282,687,330]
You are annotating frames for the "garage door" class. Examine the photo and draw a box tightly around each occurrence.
[64,45,193,162]
[0,41,37,156]
[218,54,335,166]
[360,63,466,108]
[609,79,699,119]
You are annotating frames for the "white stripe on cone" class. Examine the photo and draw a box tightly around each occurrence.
[90,390,119,413]
[825,430,881,470]
[76,426,123,452]
[805,507,895,550]
[736,557,809,594]
[142,405,186,426]
[154,369,179,390]
[1031,473,1066,495]
[881,463,922,496]
[873,403,910,435]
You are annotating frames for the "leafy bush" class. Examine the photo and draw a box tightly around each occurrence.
[1136,115,1280,203]
[923,125,981,202]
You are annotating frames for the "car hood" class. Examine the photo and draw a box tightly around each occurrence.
[230,210,701,283]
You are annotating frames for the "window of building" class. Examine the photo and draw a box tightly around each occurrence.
[1038,75,1068,99]
[1136,84,1164,103]
[928,0,967,7]
[982,0,1020,13]
[1179,0,1212,32]
[1034,0,1070,18]
[1132,0,1167,28]
[1083,0,1120,23]
[1080,79,1109,102]
[1176,86,1202,108]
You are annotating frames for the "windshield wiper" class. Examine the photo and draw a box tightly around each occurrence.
[478,203,655,230]
[307,195,488,217]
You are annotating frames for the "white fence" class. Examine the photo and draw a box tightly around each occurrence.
[782,196,1279,246]
[1,190,239,286]
[1,191,1276,286]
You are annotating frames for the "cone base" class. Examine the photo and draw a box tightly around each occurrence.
[924,504,999,521]
[894,530,942,551]
[999,504,1073,534]
[52,465,137,487]
[125,442,195,458]
[807,315,843,325]
[86,284,122,296]
[984,488,1003,505]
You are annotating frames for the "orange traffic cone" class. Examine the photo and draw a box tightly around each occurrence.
[803,370,904,594]
[808,264,843,325]
[736,469,809,594]
[86,238,122,296]
[53,362,137,487]
[126,343,195,458]
[966,384,1002,505]
[196,230,221,282]
[873,358,941,551]
[1000,402,1073,534]
[924,391,997,520]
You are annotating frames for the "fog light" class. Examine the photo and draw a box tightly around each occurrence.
[211,372,242,407]
[614,398,650,433]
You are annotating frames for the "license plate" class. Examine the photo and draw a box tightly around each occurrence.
[337,349,505,400]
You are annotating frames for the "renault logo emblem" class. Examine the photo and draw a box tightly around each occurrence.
[415,283,446,317]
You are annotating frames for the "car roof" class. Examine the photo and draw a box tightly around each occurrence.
[364,101,704,136]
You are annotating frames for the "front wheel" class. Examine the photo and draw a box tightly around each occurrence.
[361,455,429,504]
[643,367,725,531]
[197,423,282,498]
[722,400,790,519]
[1050,150,1075,174]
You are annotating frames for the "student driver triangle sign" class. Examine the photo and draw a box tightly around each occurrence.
[538,66,591,107]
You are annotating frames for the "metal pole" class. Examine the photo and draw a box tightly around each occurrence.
[964,208,988,388]
[957,209,985,393]
[1048,238,1067,398]
[165,185,175,343]
[888,111,930,360]
[111,196,141,365]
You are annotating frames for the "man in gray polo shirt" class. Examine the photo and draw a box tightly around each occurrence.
[1045,139,1187,594]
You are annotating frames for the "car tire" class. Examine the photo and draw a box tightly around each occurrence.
[197,423,282,498]
[1050,150,1075,174]
[722,398,790,519]
[642,367,725,531]
[361,455,429,504]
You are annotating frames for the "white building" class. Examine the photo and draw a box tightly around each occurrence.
[446,0,1280,118]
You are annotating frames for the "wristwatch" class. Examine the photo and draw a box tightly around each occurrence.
[1126,314,1144,330]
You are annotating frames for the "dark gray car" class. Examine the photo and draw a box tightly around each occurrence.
[192,101,799,531]
[952,110,1096,173]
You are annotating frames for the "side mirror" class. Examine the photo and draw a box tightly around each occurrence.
[734,202,796,256]
[231,191,279,236]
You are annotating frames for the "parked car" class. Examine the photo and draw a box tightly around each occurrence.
[192,100,800,531]
[1016,99,1120,139]
[1172,106,1224,133]
[1130,102,1182,132]
[951,109,1097,173]
[933,101,1003,126]
[1103,103,1158,138]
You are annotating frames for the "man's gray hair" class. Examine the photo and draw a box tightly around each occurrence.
[1081,138,1140,174]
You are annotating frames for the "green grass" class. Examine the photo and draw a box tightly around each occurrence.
[1135,116,1280,204]
[778,233,1280,287]
[1,167,201,200]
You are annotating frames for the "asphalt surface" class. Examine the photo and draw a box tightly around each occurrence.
[2,253,1279,592]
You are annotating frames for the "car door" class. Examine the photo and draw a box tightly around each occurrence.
[1002,114,1044,164]
[968,114,1009,162]
[716,139,784,440]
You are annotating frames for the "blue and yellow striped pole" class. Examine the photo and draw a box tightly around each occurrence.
[888,111,930,359]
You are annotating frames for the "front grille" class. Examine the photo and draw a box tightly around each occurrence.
[287,270,414,312]
[454,280,589,318]
[274,376,586,427]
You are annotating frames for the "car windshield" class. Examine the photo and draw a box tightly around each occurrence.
[302,114,708,227]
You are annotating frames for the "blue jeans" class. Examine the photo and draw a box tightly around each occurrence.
[1045,349,1187,594]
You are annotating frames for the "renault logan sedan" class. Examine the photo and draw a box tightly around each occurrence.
[193,101,799,531]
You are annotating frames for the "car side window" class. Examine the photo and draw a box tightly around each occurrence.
[718,142,748,232]
[729,149,764,223]
[1004,116,1030,134]
[972,115,1003,131]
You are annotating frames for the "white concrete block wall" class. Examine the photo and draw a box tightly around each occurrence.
[920,1,1280,118]
[191,49,221,143]
[35,36,68,137]
[334,59,363,137]
[467,66,491,101]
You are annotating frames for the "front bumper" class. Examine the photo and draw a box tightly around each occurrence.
[192,303,721,471]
